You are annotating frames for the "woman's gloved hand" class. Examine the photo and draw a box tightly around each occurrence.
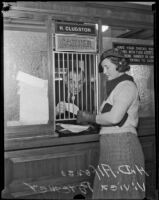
[76,110,96,124]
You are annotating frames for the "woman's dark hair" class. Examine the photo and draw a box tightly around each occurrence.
[98,48,130,73]
[108,56,130,72]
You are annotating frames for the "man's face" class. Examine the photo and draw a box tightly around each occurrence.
[66,72,84,94]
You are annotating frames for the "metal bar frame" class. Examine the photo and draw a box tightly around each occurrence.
[53,51,98,121]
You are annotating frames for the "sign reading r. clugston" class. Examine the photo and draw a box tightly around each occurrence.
[55,22,96,35]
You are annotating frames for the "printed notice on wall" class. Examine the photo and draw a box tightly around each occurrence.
[55,34,97,52]
[113,43,154,65]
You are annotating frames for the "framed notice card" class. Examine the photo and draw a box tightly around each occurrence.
[55,34,97,52]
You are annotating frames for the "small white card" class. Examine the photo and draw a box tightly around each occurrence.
[65,103,79,115]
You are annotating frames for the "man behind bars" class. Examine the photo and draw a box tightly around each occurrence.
[55,62,94,121]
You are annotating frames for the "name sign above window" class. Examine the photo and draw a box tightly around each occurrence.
[113,43,154,65]
[55,22,96,36]
[55,34,97,52]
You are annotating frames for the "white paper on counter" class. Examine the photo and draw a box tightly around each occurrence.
[57,123,90,133]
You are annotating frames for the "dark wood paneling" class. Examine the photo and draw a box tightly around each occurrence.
[4,134,99,151]
[4,142,99,199]
[4,2,153,29]
[4,133,156,199]
[139,135,156,162]
[139,135,156,199]
[138,117,155,136]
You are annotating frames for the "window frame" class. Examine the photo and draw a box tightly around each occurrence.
[3,12,102,148]
[4,17,56,139]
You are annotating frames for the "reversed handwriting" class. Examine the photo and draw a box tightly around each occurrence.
[23,181,145,194]
[101,182,145,192]
[61,164,149,181]
[100,164,117,178]
[23,181,93,195]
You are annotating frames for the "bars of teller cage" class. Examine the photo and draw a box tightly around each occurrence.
[93,54,97,114]
[67,53,70,119]
[89,54,92,112]
[80,53,84,111]
[96,54,99,113]
[85,53,88,111]
[53,52,56,124]
[62,52,66,119]
[71,53,75,119]
[76,53,79,110]
[58,52,61,119]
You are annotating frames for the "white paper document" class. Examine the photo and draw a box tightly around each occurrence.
[65,103,79,115]
[57,123,90,133]
[16,71,48,89]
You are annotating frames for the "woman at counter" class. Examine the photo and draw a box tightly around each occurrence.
[77,48,146,199]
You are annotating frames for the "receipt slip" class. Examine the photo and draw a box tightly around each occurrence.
[57,123,90,133]
[65,103,79,115]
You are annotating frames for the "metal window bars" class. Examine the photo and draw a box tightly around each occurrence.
[53,52,98,122]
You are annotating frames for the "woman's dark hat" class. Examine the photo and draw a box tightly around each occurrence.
[101,48,124,61]
[98,48,125,73]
